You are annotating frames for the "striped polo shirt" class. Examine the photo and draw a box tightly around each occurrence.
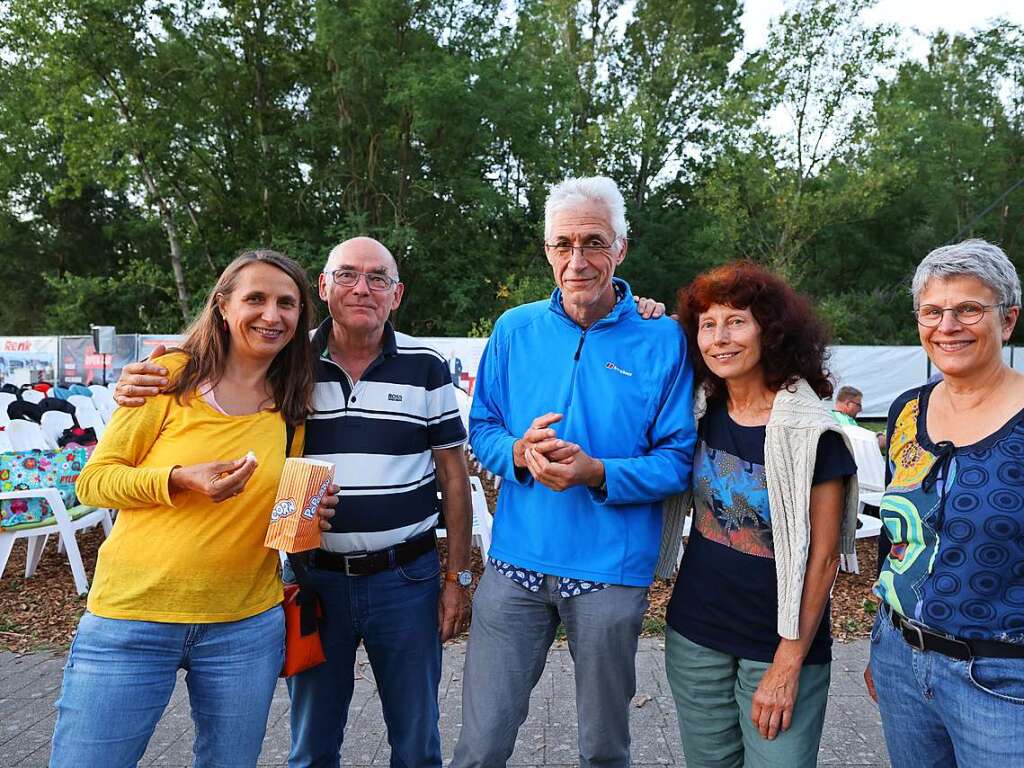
[305,319,467,553]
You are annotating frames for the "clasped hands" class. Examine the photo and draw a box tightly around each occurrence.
[513,413,604,492]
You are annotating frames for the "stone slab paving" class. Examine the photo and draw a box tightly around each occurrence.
[0,638,886,767]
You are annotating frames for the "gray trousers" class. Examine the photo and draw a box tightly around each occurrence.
[450,565,648,768]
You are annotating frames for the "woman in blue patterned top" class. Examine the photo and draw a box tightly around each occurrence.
[864,239,1024,767]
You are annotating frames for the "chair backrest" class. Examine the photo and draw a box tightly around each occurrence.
[0,428,13,453]
[50,386,72,401]
[841,424,886,492]
[69,384,94,398]
[71,400,105,437]
[0,383,19,396]
[453,387,471,434]
[89,384,114,402]
[89,385,117,421]
[39,397,76,417]
[21,389,45,404]
[40,410,75,449]
[8,420,50,451]
[67,395,94,415]
[0,392,15,413]
[7,400,42,423]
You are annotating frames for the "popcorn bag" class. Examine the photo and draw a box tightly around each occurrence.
[264,458,335,553]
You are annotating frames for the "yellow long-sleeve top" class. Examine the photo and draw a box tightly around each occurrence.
[77,353,304,623]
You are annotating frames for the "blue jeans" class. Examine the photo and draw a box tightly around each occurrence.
[870,607,1024,767]
[284,549,442,768]
[50,606,284,768]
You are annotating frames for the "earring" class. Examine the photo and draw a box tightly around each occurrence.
[222,317,228,331]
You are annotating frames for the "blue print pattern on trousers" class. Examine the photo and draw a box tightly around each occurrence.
[488,557,609,597]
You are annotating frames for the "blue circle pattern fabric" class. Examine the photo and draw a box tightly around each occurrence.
[875,384,1024,643]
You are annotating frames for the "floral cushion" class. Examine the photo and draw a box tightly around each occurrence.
[0,447,88,528]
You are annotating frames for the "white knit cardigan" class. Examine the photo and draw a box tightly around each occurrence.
[655,379,860,640]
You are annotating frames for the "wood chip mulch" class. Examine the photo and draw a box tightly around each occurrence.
[0,473,879,653]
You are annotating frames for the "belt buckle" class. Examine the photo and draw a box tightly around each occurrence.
[343,551,368,576]
[902,619,927,652]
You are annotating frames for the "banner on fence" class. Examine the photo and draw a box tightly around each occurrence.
[417,337,489,396]
[137,335,184,361]
[0,337,59,386]
[59,334,138,386]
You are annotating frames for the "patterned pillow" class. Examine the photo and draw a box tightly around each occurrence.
[0,447,89,528]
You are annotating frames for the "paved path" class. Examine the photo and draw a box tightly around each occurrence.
[0,638,887,767]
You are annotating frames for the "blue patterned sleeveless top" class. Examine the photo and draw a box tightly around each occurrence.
[874,383,1024,644]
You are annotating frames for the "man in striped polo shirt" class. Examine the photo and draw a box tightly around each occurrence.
[114,237,473,768]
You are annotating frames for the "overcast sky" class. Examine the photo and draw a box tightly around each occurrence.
[741,0,1024,56]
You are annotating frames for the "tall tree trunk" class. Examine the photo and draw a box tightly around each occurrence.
[140,165,190,320]
[250,0,273,242]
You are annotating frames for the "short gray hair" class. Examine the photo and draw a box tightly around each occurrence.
[544,176,628,242]
[912,239,1021,312]
[836,385,862,402]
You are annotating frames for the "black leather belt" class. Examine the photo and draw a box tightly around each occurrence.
[882,603,1024,660]
[309,531,436,577]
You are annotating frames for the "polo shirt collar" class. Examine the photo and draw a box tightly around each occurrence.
[313,318,398,360]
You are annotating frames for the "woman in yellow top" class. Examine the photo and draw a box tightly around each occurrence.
[50,250,336,768]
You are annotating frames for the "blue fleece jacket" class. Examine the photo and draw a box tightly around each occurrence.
[469,279,696,587]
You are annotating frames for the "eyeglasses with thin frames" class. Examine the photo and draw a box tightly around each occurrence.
[913,302,1005,327]
[543,238,620,259]
[324,269,399,292]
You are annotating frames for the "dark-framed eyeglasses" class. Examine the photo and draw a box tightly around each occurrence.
[324,269,399,292]
[913,301,1005,327]
[543,239,619,259]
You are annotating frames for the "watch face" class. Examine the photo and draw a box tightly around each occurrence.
[458,570,473,587]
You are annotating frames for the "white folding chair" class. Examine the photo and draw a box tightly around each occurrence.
[7,420,50,451]
[40,411,74,449]
[0,428,12,453]
[88,385,117,422]
[67,397,106,438]
[0,392,16,417]
[0,488,112,595]
[468,476,493,557]
[435,475,494,558]
[20,389,44,404]
[839,424,887,573]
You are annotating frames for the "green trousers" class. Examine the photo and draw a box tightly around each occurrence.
[664,628,830,768]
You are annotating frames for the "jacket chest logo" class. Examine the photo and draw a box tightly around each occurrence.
[388,393,403,402]
[605,362,633,377]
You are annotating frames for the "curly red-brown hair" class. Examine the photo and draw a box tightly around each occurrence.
[677,261,834,403]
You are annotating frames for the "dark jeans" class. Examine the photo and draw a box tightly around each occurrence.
[284,550,442,768]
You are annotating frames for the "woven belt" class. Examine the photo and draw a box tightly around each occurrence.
[310,531,436,577]
[882,603,1024,660]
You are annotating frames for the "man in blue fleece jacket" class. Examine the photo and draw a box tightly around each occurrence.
[451,177,696,768]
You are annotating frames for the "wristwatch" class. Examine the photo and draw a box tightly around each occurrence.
[445,570,473,587]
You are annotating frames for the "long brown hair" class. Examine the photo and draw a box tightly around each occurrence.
[165,250,316,426]
[676,261,834,404]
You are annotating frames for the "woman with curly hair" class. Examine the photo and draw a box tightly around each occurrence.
[657,262,859,768]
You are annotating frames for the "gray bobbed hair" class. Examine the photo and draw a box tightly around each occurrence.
[912,239,1022,314]
[544,176,628,243]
